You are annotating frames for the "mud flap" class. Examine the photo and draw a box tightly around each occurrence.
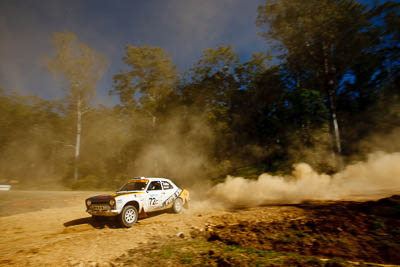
[138,211,148,219]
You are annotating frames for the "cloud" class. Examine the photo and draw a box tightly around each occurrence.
[136,0,267,67]
[0,0,267,101]
[0,0,82,98]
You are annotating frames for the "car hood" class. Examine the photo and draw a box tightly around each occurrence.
[87,192,144,201]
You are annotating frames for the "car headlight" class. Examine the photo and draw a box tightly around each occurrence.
[109,199,115,206]
[86,200,91,206]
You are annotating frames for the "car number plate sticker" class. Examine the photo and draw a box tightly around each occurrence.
[92,205,108,211]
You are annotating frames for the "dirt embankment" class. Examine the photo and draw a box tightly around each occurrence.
[207,196,400,265]
[0,191,399,266]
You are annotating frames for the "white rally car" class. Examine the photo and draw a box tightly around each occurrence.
[85,177,190,227]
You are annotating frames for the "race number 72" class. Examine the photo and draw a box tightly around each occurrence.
[149,198,158,205]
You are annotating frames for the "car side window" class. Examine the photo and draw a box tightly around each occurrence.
[162,181,173,190]
[148,181,162,191]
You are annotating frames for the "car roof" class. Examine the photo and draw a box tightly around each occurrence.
[129,177,172,182]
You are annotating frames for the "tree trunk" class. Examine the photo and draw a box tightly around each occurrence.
[327,90,342,154]
[323,43,342,169]
[152,115,157,131]
[74,95,82,182]
[151,115,159,176]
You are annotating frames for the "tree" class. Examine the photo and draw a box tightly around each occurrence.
[181,46,242,160]
[257,0,397,168]
[111,46,178,175]
[0,90,69,184]
[182,46,280,165]
[112,45,178,129]
[46,32,108,182]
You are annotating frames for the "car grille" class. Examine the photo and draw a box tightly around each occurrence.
[91,199,110,204]
[90,204,111,211]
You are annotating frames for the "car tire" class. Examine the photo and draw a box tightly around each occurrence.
[172,198,183,213]
[118,205,138,228]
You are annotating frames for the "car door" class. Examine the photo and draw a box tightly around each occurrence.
[160,180,183,208]
[159,180,175,207]
[146,180,164,211]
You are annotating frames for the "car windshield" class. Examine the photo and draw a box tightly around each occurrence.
[118,179,148,192]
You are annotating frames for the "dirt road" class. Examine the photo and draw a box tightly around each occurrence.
[0,190,398,266]
[0,191,306,266]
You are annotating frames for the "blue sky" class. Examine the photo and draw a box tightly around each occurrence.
[0,0,386,104]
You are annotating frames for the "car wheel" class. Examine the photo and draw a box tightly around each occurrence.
[172,198,183,213]
[118,205,138,228]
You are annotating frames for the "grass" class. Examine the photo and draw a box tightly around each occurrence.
[278,235,298,244]
[181,252,193,265]
[373,218,385,230]
[292,230,307,238]
[159,247,174,259]
[117,239,360,266]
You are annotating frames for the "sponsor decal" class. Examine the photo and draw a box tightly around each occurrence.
[91,204,110,211]
[128,179,148,183]
[163,188,183,207]
[149,198,158,206]
[115,192,144,197]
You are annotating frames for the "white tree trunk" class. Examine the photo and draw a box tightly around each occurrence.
[323,43,342,169]
[152,115,156,130]
[329,98,343,170]
[151,115,159,176]
[331,109,342,154]
[74,95,82,182]
[326,89,342,155]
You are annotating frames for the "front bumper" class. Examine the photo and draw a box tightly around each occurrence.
[87,209,120,216]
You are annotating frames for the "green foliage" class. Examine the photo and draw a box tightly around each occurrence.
[122,239,329,267]
[112,45,178,112]
[373,218,385,230]
[257,0,400,160]
[233,165,268,179]
[160,247,174,259]
[46,32,108,100]
[0,91,69,185]
[0,2,399,189]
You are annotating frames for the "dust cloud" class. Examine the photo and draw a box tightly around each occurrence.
[127,114,216,186]
[210,151,400,207]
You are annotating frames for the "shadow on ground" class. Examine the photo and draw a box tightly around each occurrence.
[63,209,175,229]
[63,216,120,229]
